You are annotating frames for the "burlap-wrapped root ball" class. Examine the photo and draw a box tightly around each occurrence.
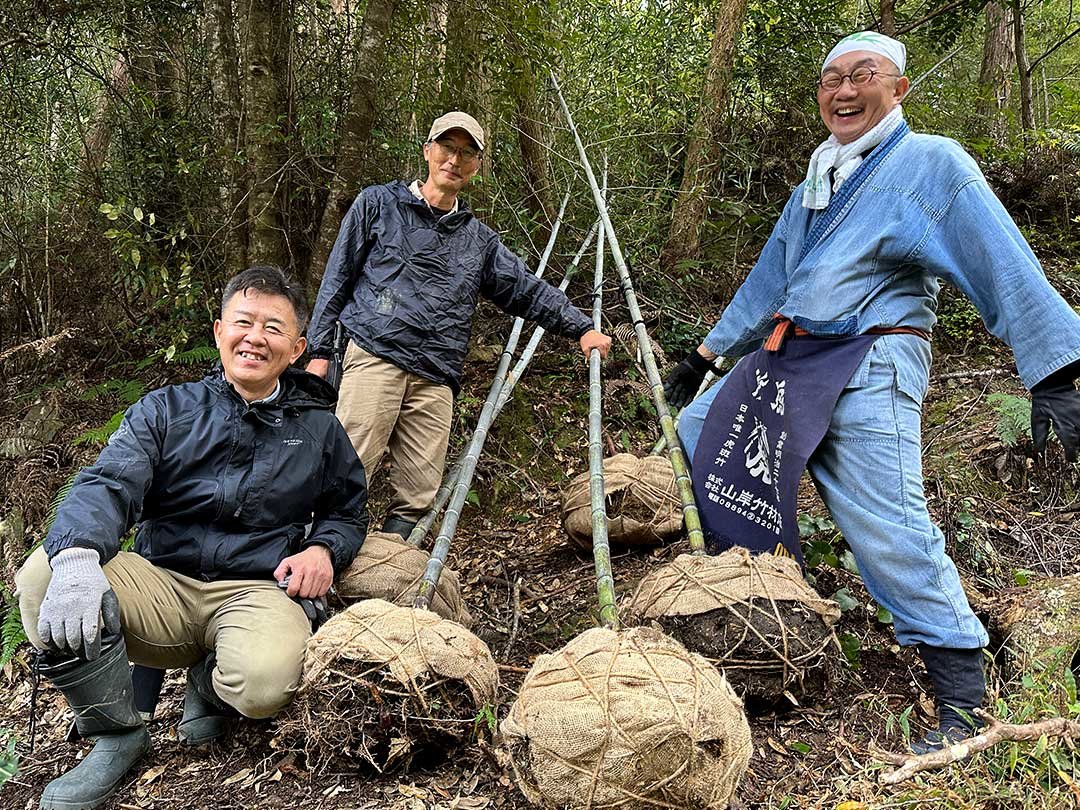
[335,531,472,626]
[622,548,841,702]
[562,454,682,549]
[502,625,752,809]
[279,599,497,771]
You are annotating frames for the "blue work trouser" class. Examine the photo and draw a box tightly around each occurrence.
[677,338,988,650]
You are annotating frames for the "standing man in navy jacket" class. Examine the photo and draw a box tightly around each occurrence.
[16,266,368,810]
[306,111,611,538]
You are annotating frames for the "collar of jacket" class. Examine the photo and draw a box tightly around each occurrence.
[391,180,474,232]
[204,365,337,425]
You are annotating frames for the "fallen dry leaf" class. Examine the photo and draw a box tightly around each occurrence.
[222,767,252,786]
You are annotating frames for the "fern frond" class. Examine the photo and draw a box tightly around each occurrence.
[73,410,125,447]
[0,585,26,667]
[170,344,219,366]
[987,392,1032,446]
[46,472,79,531]
[81,379,146,405]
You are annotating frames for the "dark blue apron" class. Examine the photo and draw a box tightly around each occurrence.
[691,334,877,565]
[690,122,910,567]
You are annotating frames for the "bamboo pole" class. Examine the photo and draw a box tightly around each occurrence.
[648,370,718,456]
[589,162,618,629]
[550,72,706,554]
[406,217,599,549]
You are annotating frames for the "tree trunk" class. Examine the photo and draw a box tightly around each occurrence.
[659,0,749,278]
[1013,0,1035,130]
[406,0,449,142]
[241,0,290,268]
[204,0,246,278]
[308,0,400,291]
[976,0,1014,142]
[441,2,492,210]
[514,65,555,241]
[880,0,896,36]
[71,56,130,204]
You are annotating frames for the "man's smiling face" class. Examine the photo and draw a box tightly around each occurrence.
[423,129,481,196]
[817,50,909,144]
[214,289,306,401]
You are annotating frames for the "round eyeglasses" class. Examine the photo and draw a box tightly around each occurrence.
[818,66,900,92]
[431,139,482,163]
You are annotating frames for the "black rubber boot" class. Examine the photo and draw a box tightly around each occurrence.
[912,645,986,755]
[177,653,236,746]
[381,516,417,540]
[39,636,151,810]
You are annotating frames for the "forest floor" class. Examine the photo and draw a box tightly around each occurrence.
[3,264,1080,810]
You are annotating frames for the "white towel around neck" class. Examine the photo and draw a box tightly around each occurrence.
[802,106,904,210]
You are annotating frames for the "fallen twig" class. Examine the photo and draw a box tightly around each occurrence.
[876,709,1080,784]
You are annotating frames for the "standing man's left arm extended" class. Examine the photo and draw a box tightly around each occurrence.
[918,173,1080,458]
[481,238,610,358]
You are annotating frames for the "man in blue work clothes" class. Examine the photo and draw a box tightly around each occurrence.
[662,32,1080,753]
[16,266,369,809]
[307,111,611,539]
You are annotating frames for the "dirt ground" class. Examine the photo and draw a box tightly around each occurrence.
[2,319,1080,810]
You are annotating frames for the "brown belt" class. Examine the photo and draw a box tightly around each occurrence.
[763,315,930,352]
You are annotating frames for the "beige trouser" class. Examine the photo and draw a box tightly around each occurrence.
[16,547,311,719]
[335,341,454,525]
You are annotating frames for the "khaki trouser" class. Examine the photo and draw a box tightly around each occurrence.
[16,547,310,719]
[335,341,454,524]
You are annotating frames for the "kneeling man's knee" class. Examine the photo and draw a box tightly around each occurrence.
[215,648,305,719]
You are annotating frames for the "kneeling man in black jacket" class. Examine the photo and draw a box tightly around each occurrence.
[16,265,368,810]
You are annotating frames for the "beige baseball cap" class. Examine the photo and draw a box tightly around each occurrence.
[427,111,485,151]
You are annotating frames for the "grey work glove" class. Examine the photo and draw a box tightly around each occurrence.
[37,548,122,660]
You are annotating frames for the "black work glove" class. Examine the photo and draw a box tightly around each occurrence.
[278,577,330,630]
[663,350,715,409]
[1031,362,1080,462]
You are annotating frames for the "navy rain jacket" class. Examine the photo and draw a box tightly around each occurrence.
[307,181,593,394]
[44,367,368,580]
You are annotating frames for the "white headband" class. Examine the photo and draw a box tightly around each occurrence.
[822,31,906,74]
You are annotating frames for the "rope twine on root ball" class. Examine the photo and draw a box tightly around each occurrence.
[622,548,841,701]
[501,625,752,809]
[562,454,683,549]
[278,599,497,772]
[335,531,472,626]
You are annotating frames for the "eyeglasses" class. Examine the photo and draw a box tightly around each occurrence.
[431,139,482,163]
[817,67,900,92]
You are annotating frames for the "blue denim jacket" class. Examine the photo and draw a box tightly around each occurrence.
[703,131,1080,396]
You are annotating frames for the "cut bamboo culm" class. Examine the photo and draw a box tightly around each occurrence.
[550,72,705,554]
[407,218,600,549]
[588,162,617,629]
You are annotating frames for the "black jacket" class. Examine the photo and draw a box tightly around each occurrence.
[45,368,368,580]
[307,181,593,394]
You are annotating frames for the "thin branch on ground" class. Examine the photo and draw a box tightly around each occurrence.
[875,708,1080,785]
